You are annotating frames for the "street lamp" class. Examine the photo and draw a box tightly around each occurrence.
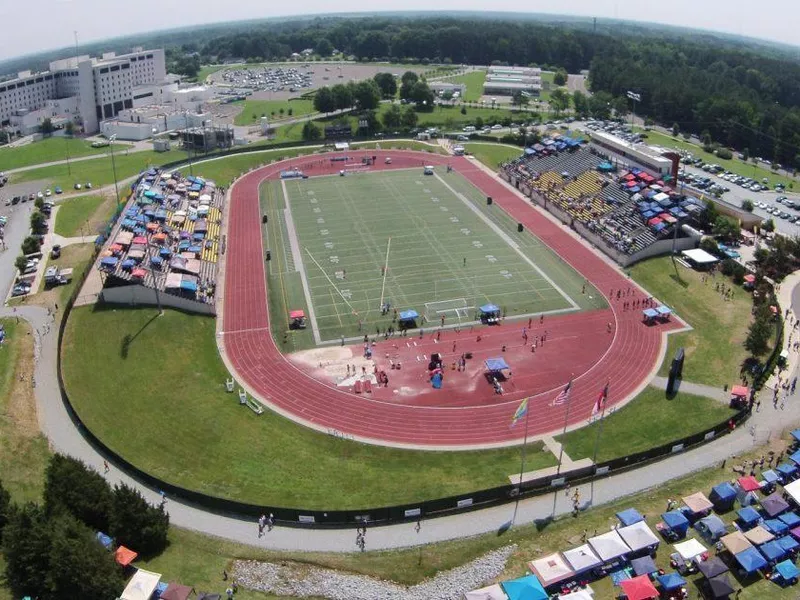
[108,134,121,210]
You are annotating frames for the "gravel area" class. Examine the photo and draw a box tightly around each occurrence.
[233,544,516,600]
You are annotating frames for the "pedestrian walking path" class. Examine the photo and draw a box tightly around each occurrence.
[650,376,730,404]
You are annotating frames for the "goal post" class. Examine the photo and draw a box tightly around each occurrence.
[424,298,471,323]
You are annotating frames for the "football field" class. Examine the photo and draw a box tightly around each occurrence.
[269,168,606,343]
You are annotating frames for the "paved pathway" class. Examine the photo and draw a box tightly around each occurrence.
[4,146,800,553]
[650,376,730,404]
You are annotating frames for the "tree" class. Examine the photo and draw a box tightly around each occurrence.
[409,81,434,110]
[742,147,750,162]
[21,236,41,255]
[315,38,333,57]
[373,72,397,98]
[553,68,568,86]
[3,503,52,599]
[762,218,776,233]
[43,454,112,532]
[745,314,772,357]
[742,199,754,212]
[460,105,467,115]
[34,197,44,210]
[399,71,420,101]
[40,118,54,136]
[712,215,740,242]
[474,116,484,130]
[301,121,321,141]
[612,96,628,118]
[352,80,381,111]
[672,122,680,137]
[716,147,733,160]
[549,88,570,116]
[401,106,418,130]
[64,121,75,136]
[0,479,9,536]
[382,104,402,129]
[511,90,529,108]
[14,256,27,274]
[702,131,713,147]
[588,91,613,120]
[572,90,588,117]
[30,211,47,235]
[313,87,336,114]
[358,110,381,134]
[108,483,169,556]
[331,84,353,111]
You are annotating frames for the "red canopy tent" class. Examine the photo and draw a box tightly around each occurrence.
[132,236,148,245]
[626,180,637,188]
[738,475,761,493]
[731,385,749,398]
[648,217,662,226]
[114,545,138,566]
[131,268,147,280]
[744,274,756,284]
[624,173,636,181]
[160,582,194,600]
[619,575,659,600]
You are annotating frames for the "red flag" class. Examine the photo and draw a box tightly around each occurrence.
[592,382,609,416]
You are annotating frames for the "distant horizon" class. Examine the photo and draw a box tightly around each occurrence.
[0,4,797,66]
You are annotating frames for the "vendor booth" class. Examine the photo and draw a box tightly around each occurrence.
[479,303,501,325]
[398,309,419,328]
[289,309,307,329]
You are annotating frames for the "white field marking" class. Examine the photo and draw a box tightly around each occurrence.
[304,246,359,315]
[433,172,579,311]
[379,236,392,308]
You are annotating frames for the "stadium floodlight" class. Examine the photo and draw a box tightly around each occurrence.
[626,91,642,102]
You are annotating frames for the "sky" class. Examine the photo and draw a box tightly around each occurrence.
[0,0,796,60]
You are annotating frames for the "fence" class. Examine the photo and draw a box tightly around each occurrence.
[52,146,756,528]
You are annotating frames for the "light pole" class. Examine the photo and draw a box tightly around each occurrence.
[108,134,121,210]
[626,91,641,129]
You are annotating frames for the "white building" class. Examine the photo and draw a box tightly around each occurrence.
[588,130,676,176]
[483,66,542,97]
[100,106,209,141]
[0,47,166,135]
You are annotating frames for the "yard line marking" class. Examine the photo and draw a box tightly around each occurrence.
[304,246,359,315]
[379,236,392,308]
[329,289,343,326]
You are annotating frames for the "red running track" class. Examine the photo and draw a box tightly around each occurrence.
[222,150,682,447]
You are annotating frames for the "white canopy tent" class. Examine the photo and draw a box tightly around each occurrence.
[673,538,707,561]
[784,479,800,505]
[617,521,660,552]
[588,530,630,562]
[681,249,719,265]
[464,584,507,600]
[120,568,162,600]
[563,544,602,573]
[529,552,575,587]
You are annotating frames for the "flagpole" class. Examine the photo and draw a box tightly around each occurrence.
[555,379,574,476]
[512,402,531,525]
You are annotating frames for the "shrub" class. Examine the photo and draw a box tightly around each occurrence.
[43,454,112,532]
[716,147,733,160]
[108,483,169,556]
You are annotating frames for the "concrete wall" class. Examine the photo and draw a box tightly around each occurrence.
[101,284,215,315]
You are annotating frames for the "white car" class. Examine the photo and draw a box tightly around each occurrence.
[45,189,52,197]
[36,191,44,199]
[491,124,503,130]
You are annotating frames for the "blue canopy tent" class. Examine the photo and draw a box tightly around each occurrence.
[657,573,686,591]
[150,256,163,268]
[630,555,658,576]
[777,463,798,479]
[696,515,727,542]
[763,519,789,536]
[759,540,787,563]
[780,512,800,527]
[485,358,510,372]
[500,575,547,600]
[617,508,644,527]
[788,450,800,465]
[643,308,659,323]
[763,470,781,485]
[710,482,737,511]
[180,279,197,293]
[479,303,501,324]
[737,507,761,529]
[791,429,800,443]
[652,222,668,233]
[100,257,118,269]
[774,560,800,585]
[398,310,419,324]
[159,248,172,258]
[735,547,768,574]
[597,161,615,172]
[121,259,135,271]
[96,532,113,550]
[661,510,690,538]
[777,535,800,553]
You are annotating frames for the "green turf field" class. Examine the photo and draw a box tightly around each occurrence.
[278,168,604,342]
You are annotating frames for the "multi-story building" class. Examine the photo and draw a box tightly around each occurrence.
[0,47,166,134]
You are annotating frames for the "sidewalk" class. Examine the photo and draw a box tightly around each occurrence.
[766,270,800,391]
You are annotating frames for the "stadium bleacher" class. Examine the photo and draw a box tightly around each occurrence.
[502,139,704,257]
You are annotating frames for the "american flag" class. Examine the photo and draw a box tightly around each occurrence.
[551,380,572,406]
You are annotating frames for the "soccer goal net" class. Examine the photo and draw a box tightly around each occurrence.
[424,298,471,323]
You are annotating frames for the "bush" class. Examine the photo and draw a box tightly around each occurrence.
[14,256,27,274]
[43,454,112,532]
[716,147,733,160]
[21,236,41,255]
[108,483,169,556]
[741,199,754,212]
[700,237,719,255]
[720,258,746,284]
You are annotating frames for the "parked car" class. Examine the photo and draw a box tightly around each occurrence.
[54,186,62,194]
[45,189,52,197]
[74,183,82,190]
[11,283,31,297]
[85,182,92,189]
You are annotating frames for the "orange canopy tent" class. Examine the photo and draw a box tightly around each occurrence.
[731,385,749,398]
[115,545,138,567]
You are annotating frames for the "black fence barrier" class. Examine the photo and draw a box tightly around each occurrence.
[54,148,754,529]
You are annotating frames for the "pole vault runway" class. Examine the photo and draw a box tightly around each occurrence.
[221,149,683,448]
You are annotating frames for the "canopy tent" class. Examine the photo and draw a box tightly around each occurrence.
[555,590,593,600]
[790,450,800,465]
[681,248,719,265]
[96,531,113,550]
[160,583,194,600]
[737,476,761,493]
[630,555,658,576]
[710,482,737,510]
[673,538,708,560]
[528,553,574,588]
[616,508,644,526]
[479,303,501,315]
[500,575,547,600]
[787,478,800,505]
[737,506,761,528]
[642,308,659,319]
[743,525,774,546]
[115,545,138,566]
[763,518,789,535]
[618,521,659,552]
[588,530,630,562]
[485,358,510,372]
[758,539,787,562]
[775,559,800,583]
[619,575,658,600]
[780,512,800,527]
[121,569,162,600]
[762,492,790,517]
[683,492,714,515]
[729,385,749,399]
[706,574,736,598]
[696,515,727,541]
[657,573,686,591]
[398,310,418,322]
[777,462,798,478]
[464,584,507,600]
[721,531,752,555]
[777,535,800,553]
[791,525,800,540]
[562,544,602,574]
[762,470,781,485]
[735,547,768,573]
[697,557,729,579]
[792,428,800,443]
[662,510,690,536]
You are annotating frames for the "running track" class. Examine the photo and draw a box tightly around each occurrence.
[222,150,682,447]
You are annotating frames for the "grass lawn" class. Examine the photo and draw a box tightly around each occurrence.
[0,137,130,171]
[636,128,799,190]
[464,142,523,168]
[557,386,736,462]
[62,306,557,509]
[440,70,486,102]
[34,243,97,312]
[54,194,114,237]
[12,149,189,192]
[233,99,316,126]
[629,256,754,387]
[196,64,226,82]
